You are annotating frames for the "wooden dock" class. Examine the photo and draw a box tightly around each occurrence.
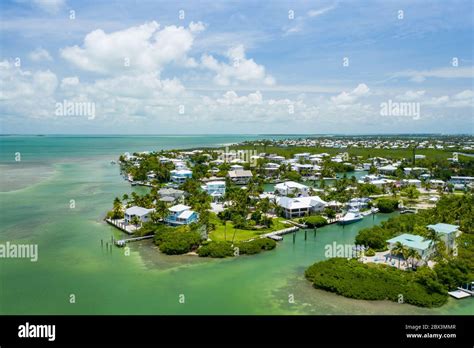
[115,235,154,247]
[263,226,299,241]
[448,285,474,299]
[105,218,136,234]
[284,220,308,228]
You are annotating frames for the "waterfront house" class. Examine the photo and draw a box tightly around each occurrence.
[362,163,372,170]
[359,175,396,188]
[125,206,155,225]
[426,223,461,253]
[292,163,315,175]
[227,169,253,184]
[449,176,474,186]
[347,197,371,210]
[170,169,192,184]
[276,196,327,218]
[275,181,309,197]
[386,233,434,261]
[264,163,280,176]
[201,181,226,201]
[165,204,199,226]
[378,164,398,175]
[428,179,445,189]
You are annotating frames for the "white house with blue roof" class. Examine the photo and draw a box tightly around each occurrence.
[170,169,192,184]
[201,181,226,201]
[386,233,434,260]
[165,204,199,226]
[386,223,461,261]
[427,223,460,253]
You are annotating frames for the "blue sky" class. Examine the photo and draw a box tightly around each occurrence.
[0,0,473,134]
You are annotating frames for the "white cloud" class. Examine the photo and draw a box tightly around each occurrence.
[394,66,474,82]
[29,48,53,62]
[0,60,58,119]
[32,0,65,14]
[397,90,425,101]
[214,90,263,105]
[331,83,370,105]
[60,76,79,89]
[0,60,57,100]
[284,5,336,35]
[307,6,336,17]
[453,89,474,100]
[201,44,275,86]
[60,21,204,75]
[422,90,473,108]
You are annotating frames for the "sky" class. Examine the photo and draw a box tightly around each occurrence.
[0,0,473,134]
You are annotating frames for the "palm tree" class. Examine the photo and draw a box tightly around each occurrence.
[423,227,442,261]
[406,248,419,268]
[130,215,141,227]
[218,214,227,241]
[391,242,407,269]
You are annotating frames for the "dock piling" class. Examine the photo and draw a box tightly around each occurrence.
[292,232,296,244]
[304,230,307,241]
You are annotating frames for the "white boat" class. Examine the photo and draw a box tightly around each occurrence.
[339,210,364,225]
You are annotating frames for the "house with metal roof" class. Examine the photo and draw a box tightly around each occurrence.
[125,206,155,225]
[201,181,226,201]
[165,204,199,226]
[275,181,309,197]
[386,233,434,260]
[170,169,192,184]
[427,223,460,252]
[227,169,253,184]
[276,196,327,218]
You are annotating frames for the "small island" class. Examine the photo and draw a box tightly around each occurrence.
[306,194,473,307]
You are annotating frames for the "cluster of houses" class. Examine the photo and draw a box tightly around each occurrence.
[253,137,473,152]
[117,142,472,231]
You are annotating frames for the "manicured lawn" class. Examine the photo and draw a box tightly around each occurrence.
[208,214,288,242]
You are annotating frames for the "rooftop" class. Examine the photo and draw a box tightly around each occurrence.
[427,223,459,235]
[227,169,253,178]
[169,204,191,212]
[386,233,432,251]
[125,206,154,216]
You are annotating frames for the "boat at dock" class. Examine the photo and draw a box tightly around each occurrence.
[339,210,364,225]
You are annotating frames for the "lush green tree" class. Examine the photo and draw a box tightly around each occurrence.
[323,207,336,219]
[376,198,399,213]
[305,258,447,308]
[403,185,420,200]
[302,215,328,228]
[130,215,141,227]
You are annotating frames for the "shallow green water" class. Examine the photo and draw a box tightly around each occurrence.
[0,136,472,314]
